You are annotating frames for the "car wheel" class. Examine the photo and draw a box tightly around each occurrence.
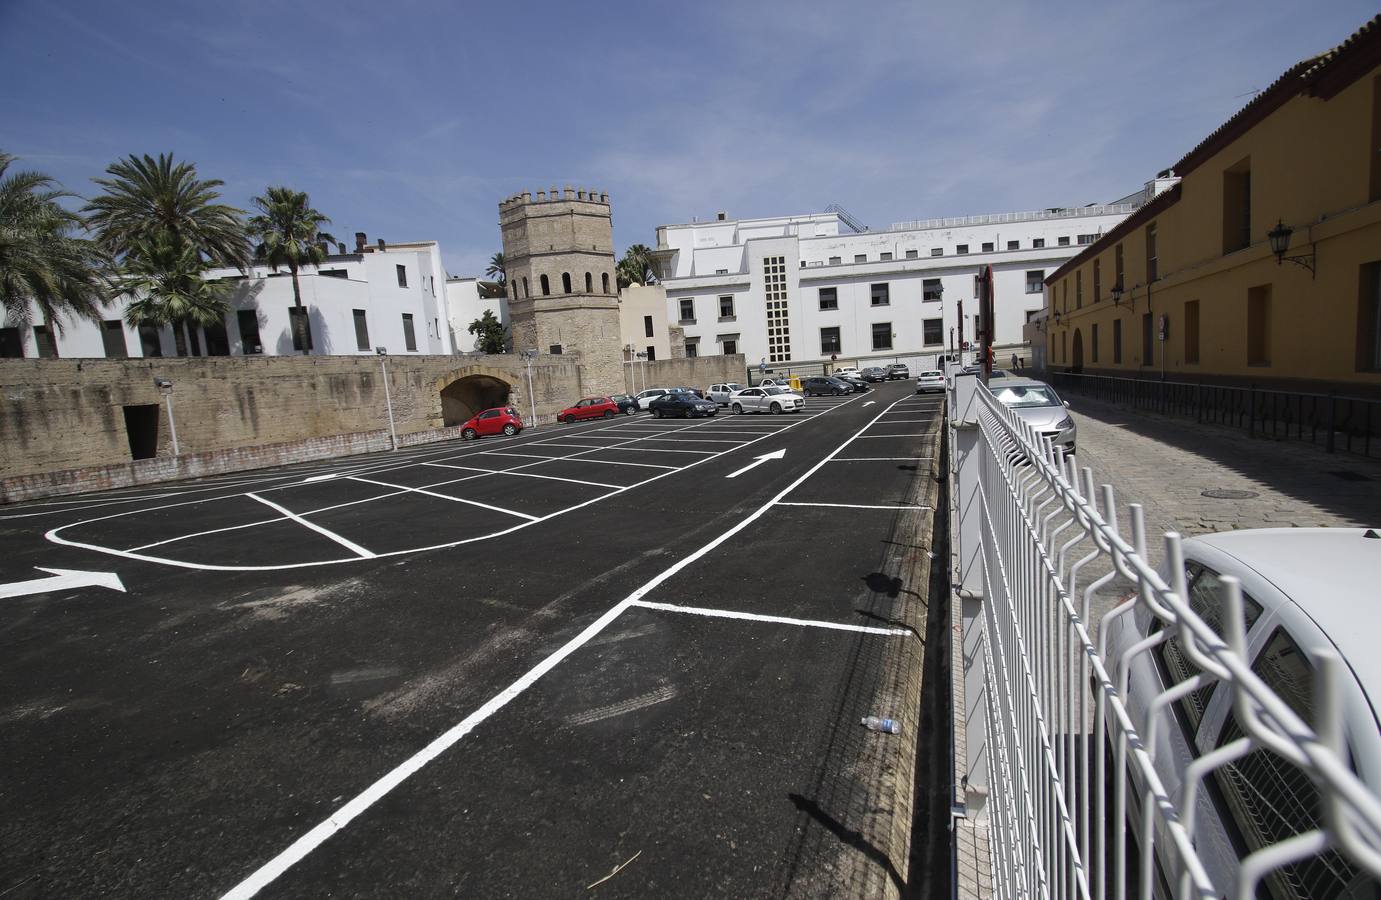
[654,408,664,419]
[604,410,616,419]
[563,414,576,424]
[770,402,782,415]
[732,403,743,415]
[461,427,478,440]
[833,388,842,396]
[501,423,517,436]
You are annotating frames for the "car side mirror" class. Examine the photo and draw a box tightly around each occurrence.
[1064,401,1071,408]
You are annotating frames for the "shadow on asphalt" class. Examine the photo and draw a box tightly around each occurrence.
[788,793,905,891]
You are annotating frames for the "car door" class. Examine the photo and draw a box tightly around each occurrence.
[475,409,501,435]
[742,388,764,411]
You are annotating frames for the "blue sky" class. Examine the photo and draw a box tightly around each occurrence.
[1,0,1374,277]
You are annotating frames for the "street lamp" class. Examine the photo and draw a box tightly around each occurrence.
[376,347,398,451]
[522,349,538,427]
[1110,277,1124,306]
[154,377,179,456]
[1267,219,1316,276]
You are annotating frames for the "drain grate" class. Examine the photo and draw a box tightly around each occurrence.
[1201,488,1259,500]
[1329,470,1373,482]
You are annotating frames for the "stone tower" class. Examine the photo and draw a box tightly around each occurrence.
[499,187,623,395]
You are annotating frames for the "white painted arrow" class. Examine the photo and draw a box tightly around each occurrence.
[303,473,341,483]
[0,567,126,600]
[862,401,876,407]
[725,449,786,479]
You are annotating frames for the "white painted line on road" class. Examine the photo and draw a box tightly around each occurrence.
[862,401,876,407]
[422,462,622,490]
[0,567,126,600]
[558,457,678,470]
[629,600,912,636]
[725,449,786,479]
[875,419,936,424]
[246,493,375,558]
[303,473,342,483]
[775,501,931,510]
[599,446,718,455]
[857,433,938,438]
[215,390,895,897]
[830,457,934,462]
[348,477,539,521]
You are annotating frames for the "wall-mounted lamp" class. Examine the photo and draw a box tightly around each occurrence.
[375,346,387,356]
[1267,219,1316,277]
[1110,278,1124,306]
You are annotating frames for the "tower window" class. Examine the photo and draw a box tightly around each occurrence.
[562,272,572,294]
[585,272,593,293]
[540,274,550,296]
[602,272,610,294]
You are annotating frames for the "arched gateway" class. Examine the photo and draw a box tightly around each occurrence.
[435,367,517,427]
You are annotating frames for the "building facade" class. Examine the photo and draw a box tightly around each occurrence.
[445,276,510,353]
[1,232,453,359]
[1043,14,1381,394]
[651,203,1138,373]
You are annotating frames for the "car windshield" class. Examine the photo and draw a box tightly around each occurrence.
[764,387,792,395]
[920,371,942,378]
[994,385,1060,408]
[726,383,742,391]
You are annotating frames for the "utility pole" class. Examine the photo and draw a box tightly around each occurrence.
[154,377,179,456]
[376,347,398,450]
[523,349,538,426]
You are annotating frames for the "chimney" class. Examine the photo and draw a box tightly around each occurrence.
[717,211,727,221]
[377,238,386,251]
[355,231,367,252]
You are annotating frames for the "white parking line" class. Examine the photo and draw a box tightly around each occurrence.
[246,493,376,558]
[596,446,717,455]
[422,463,622,490]
[857,433,937,438]
[829,457,934,462]
[874,419,937,424]
[629,600,913,636]
[348,476,538,521]
[557,457,677,470]
[775,501,930,510]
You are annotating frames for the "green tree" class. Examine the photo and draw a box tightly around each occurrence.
[246,186,336,352]
[484,252,505,284]
[84,152,249,267]
[116,233,232,356]
[467,309,508,354]
[0,152,108,337]
[616,243,657,288]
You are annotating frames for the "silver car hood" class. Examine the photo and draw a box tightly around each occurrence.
[1010,406,1067,429]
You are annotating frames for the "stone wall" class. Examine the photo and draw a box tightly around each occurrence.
[625,355,746,393]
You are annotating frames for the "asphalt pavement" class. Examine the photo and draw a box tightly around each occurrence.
[0,380,942,899]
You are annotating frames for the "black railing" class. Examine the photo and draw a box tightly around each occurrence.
[1049,373,1380,460]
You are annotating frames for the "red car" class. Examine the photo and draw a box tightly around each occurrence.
[459,406,523,440]
[558,396,620,423]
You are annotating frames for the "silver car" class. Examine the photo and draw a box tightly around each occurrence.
[991,378,1075,454]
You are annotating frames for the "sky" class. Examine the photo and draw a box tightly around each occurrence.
[1,0,1375,278]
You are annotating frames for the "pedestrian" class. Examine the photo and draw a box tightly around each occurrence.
[1011,353,1018,370]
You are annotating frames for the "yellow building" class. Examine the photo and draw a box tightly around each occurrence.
[1043,14,1381,395]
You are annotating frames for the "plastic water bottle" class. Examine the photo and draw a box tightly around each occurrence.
[861,716,900,734]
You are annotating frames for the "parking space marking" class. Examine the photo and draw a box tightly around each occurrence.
[874,418,937,424]
[857,433,938,438]
[347,476,539,521]
[830,457,934,462]
[421,462,623,491]
[246,493,376,558]
[775,501,930,510]
[215,387,895,899]
[628,600,914,636]
[599,446,718,455]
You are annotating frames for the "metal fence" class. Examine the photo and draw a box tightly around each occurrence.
[1049,373,1380,459]
[948,371,1381,899]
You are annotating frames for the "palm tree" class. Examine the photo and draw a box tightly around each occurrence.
[116,233,232,356]
[84,153,249,267]
[484,252,506,285]
[246,186,336,353]
[616,243,658,288]
[0,152,108,336]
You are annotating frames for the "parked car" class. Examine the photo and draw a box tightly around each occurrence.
[886,363,910,380]
[915,370,945,393]
[1105,528,1381,900]
[860,366,888,382]
[834,373,870,392]
[459,406,523,440]
[759,377,795,389]
[708,383,745,405]
[634,388,671,410]
[610,394,638,415]
[991,378,1075,454]
[832,366,860,379]
[649,392,718,418]
[800,376,851,397]
[729,386,805,415]
[558,396,621,423]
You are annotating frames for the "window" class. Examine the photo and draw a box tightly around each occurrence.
[1146,222,1159,281]
[854,253,866,263]
[715,268,728,275]
[1076,271,1082,308]
[1141,312,1154,366]
[140,322,163,357]
[1077,234,1097,245]
[722,338,737,355]
[923,318,943,346]
[561,272,571,293]
[289,306,312,352]
[870,283,890,306]
[101,320,128,358]
[402,313,417,351]
[686,341,698,358]
[1061,330,1066,363]
[1091,323,1099,363]
[1025,270,1045,294]
[1057,236,1070,247]
[522,276,530,298]
[828,256,842,265]
[1222,156,1252,253]
[1033,238,1045,249]
[1372,74,1381,202]
[202,320,227,357]
[353,309,370,351]
[719,295,735,319]
[763,256,792,362]
[0,326,22,358]
[540,274,550,296]
[1185,300,1200,364]
[645,346,656,361]
[1061,280,1067,312]
[679,298,695,322]
[818,287,838,310]
[1247,284,1271,366]
[871,322,892,351]
[601,273,609,294]
[1115,242,1125,290]
[643,315,654,338]
[930,248,943,257]
[585,272,593,293]
[395,264,407,287]
[923,278,942,302]
[320,268,348,279]
[1359,260,1381,371]
[33,324,57,358]
[956,244,969,255]
[981,242,994,252]
[549,344,562,354]
[1007,240,1019,250]
[511,282,518,302]
[820,326,841,354]
[1113,318,1122,364]
[880,251,892,261]
[905,249,918,259]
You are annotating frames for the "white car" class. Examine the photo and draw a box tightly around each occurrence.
[729,386,805,415]
[832,366,859,379]
[915,370,944,393]
[634,388,672,410]
[1105,528,1381,898]
[759,377,795,389]
[708,382,744,405]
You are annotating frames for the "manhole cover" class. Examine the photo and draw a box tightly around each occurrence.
[1201,489,1259,500]
[1329,470,1373,482]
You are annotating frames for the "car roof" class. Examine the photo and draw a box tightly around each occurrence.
[1188,528,1381,700]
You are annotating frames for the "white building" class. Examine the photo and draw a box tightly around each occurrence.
[445,276,510,353]
[2,232,454,359]
[652,201,1141,372]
